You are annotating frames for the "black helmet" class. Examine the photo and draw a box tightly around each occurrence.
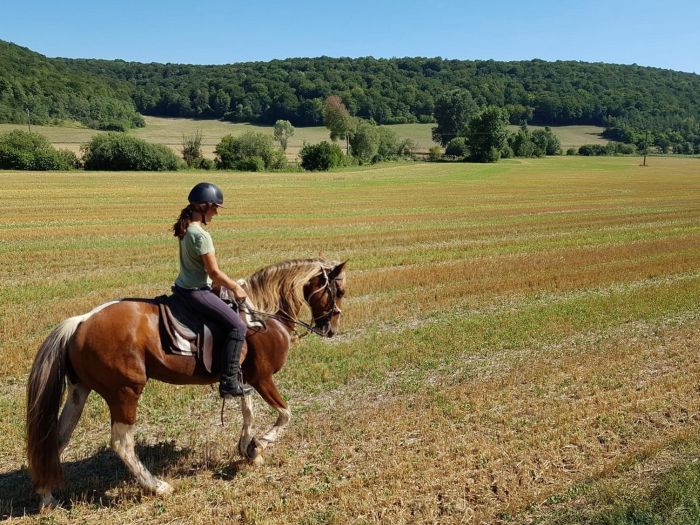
[188,182,224,207]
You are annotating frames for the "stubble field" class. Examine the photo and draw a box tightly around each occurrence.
[1,156,699,523]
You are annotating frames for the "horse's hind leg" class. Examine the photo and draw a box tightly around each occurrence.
[107,386,173,496]
[57,382,90,456]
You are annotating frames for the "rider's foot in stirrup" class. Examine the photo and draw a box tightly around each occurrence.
[219,377,245,398]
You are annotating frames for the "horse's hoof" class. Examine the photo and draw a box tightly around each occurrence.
[39,495,59,512]
[155,480,174,496]
[250,454,265,466]
[246,438,265,466]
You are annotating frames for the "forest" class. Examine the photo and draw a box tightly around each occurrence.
[1,39,699,150]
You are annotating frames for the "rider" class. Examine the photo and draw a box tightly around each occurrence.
[172,182,248,398]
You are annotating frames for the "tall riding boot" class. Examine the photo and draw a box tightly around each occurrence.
[219,332,245,398]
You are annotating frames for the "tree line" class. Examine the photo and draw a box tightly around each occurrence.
[1,40,700,152]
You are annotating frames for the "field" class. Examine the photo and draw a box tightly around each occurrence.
[0,117,608,160]
[1,156,700,523]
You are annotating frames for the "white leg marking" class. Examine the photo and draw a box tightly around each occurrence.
[37,487,58,511]
[260,407,291,448]
[238,394,255,457]
[57,383,90,456]
[110,423,173,495]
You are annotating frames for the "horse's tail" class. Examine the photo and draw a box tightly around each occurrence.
[26,311,93,490]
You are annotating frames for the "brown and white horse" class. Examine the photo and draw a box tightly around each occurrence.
[26,258,347,509]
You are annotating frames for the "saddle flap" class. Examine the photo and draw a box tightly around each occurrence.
[156,295,214,373]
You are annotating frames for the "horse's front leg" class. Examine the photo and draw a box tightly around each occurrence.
[254,377,291,449]
[238,393,264,465]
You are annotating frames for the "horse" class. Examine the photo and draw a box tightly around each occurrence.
[26,258,347,509]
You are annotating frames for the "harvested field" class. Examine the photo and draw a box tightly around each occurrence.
[0,156,699,523]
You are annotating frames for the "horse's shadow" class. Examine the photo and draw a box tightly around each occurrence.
[0,441,244,520]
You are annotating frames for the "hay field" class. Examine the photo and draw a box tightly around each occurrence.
[1,156,699,523]
[0,118,607,160]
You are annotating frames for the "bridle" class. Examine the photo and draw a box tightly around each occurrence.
[240,267,343,337]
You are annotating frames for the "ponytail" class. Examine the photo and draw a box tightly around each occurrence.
[173,205,194,239]
[173,203,211,239]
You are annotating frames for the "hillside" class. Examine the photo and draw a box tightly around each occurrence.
[63,55,700,133]
[0,40,142,130]
[2,40,699,150]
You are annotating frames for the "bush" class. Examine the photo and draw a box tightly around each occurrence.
[181,130,203,167]
[445,137,469,158]
[578,144,609,156]
[236,156,266,172]
[300,141,344,171]
[0,130,80,170]
[349,121,380,164]
[427,145,443,161]
[82,132,180,171]
[215,132,286,170]
[566,147,578,155]
[500,145,514,159]
[192,157,215,170]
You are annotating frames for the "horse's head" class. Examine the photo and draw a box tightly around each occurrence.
[304,261,347,337]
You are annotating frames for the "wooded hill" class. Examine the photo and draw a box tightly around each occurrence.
[2,40,699,147]
[0,41,143,130]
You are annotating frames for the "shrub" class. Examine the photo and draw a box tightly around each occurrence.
[349,121,380,164]
[215,132,286,170]
[181,130,203,167]
[236,156,266,172]
[82,132,180,171]
[192,157,215,170]
[427,145,443,161]
[500,145,514,159]
[445,137,469,157]
[0,130,79,170]
[566,147,578,155]
[300,141,344,171]
[578,144,609,156]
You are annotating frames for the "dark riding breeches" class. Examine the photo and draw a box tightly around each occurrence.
[173,286,246,340]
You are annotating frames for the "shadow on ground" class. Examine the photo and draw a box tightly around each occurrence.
[0,441,244,520]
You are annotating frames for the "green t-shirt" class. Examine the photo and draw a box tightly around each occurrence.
[175,223,214,289]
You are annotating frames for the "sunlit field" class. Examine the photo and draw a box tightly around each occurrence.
[1,156,699,523]
[0,117,607,161]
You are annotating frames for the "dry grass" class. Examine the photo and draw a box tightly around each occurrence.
[1,156,699,523]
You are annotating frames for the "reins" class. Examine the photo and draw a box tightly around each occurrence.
[239,267,342,338]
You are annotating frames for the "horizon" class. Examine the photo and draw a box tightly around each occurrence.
[2,0,699,74]
[6,37,698,75]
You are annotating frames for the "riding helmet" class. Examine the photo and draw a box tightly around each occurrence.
[188,182,224,207]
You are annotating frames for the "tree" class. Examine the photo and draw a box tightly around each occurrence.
[349,120,380,164]
[273,120,295,152]
[467,106,509,163]
[324,96,354,153]
[431,90,478,146]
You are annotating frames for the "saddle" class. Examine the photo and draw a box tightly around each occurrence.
[156,288,265,374]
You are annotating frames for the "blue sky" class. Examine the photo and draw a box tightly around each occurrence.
[2,0,699,73]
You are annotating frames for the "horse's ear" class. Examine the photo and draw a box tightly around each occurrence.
[329,260,348,279]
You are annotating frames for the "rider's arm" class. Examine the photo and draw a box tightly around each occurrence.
[202,252,248,301]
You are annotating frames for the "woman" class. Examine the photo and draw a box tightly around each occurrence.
[172,182,248,398]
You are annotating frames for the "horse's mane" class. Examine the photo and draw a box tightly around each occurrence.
[240,258,340,317]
